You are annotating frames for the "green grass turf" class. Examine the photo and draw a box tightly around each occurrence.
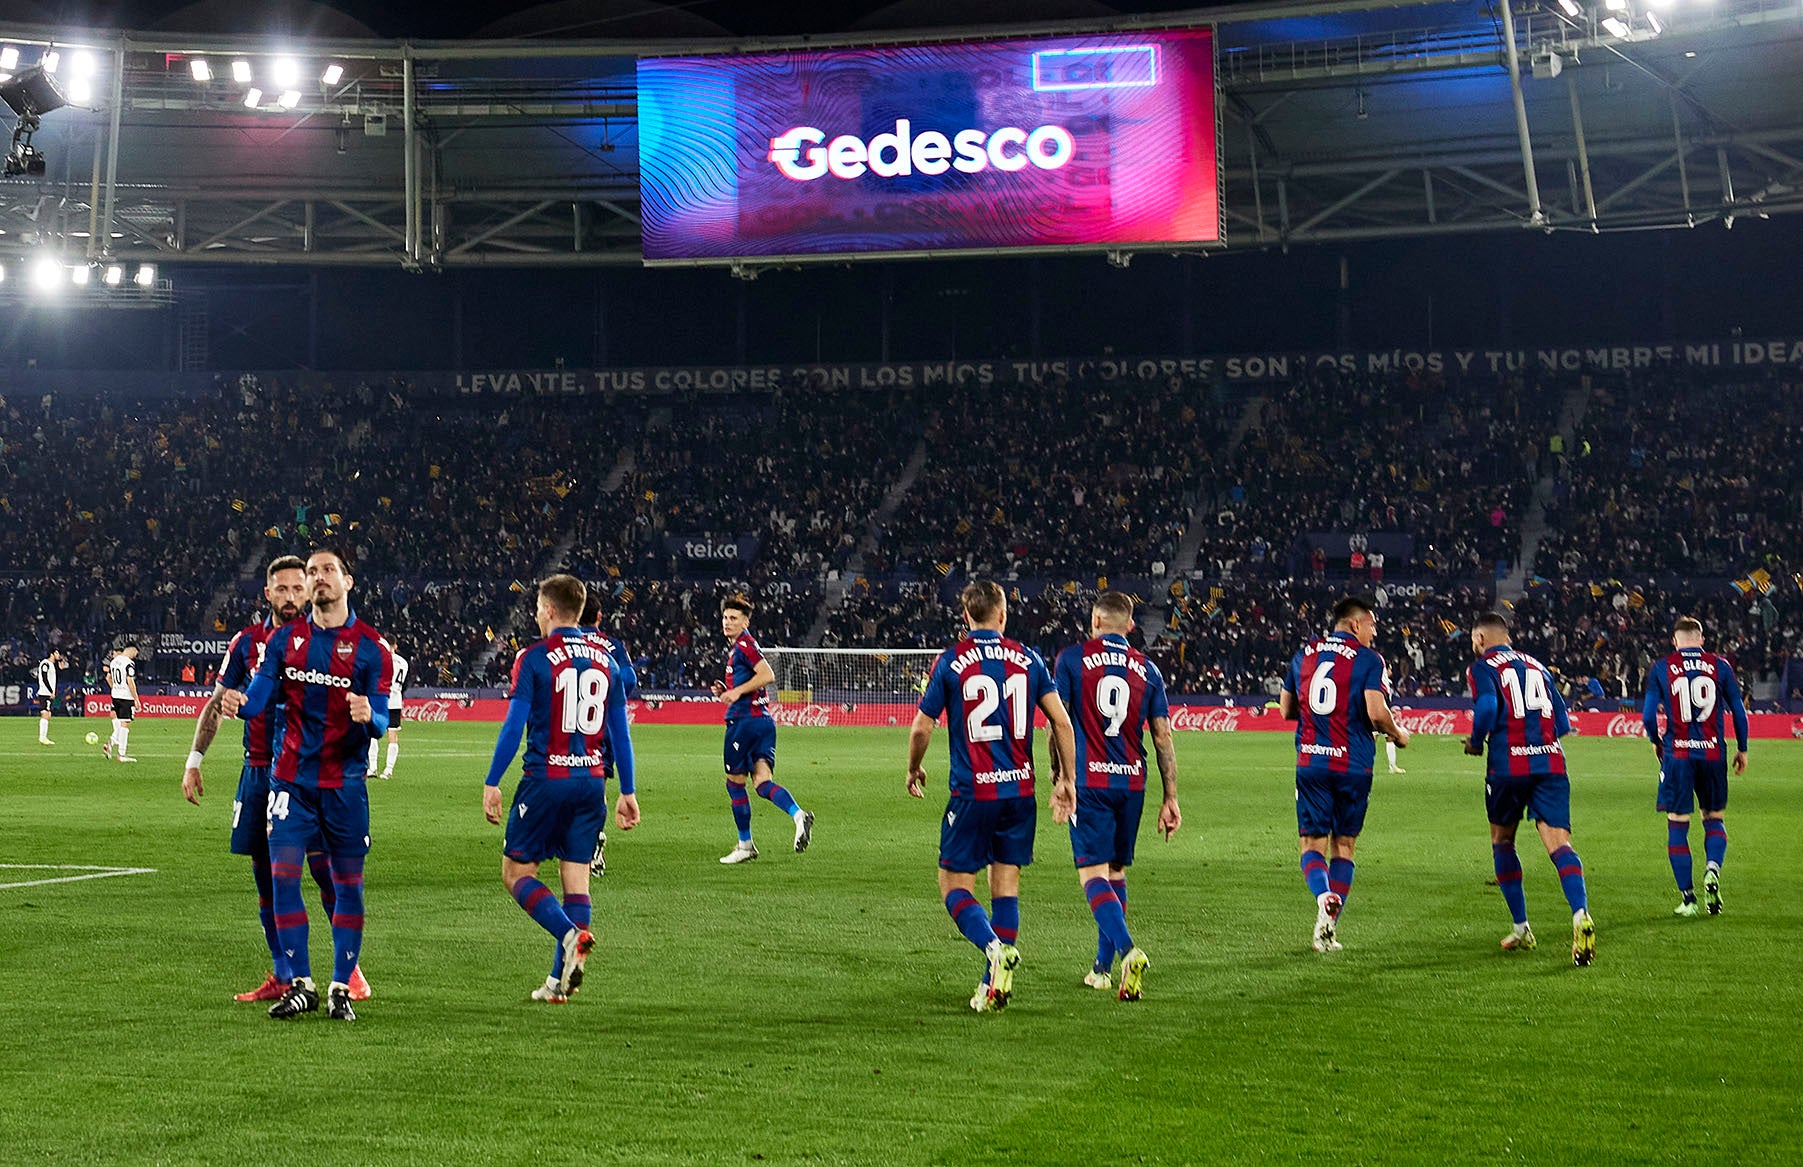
[1,719,1800,1165]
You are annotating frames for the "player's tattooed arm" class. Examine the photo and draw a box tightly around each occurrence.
[1150,715,1181,839]
[182,685,229,805]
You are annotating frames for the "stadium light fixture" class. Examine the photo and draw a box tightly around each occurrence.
[272,58,299,88]
[69,263,89,286]
[189,58,212,82]
[103,264,123,285]
[67,78,91,105]
[321,63,343,85]
[70,51,95,78]
[1645,10,1664,33]
[244,87,262,109]
[31,255,61,290]
[1601,15,1630,35]
[0,47,16,71]
[231,59,252,83]
[0,264,7,283]
[1557,0,1582,16]
[278,89,301,109]
[135,264,156,287]
[40,50,58,74]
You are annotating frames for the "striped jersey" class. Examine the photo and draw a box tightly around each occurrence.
[918,630,1055,801]
[509,627,626,781]
[723,631,771,720]
[35,657,57,698]
[584,627,639,698]
[1467,645,1570,778]
[1285,631,1387,776]
[254,610,393,789]
[1642,648,1748,761]
[1053,633,1170,791]
[218,617,283,766]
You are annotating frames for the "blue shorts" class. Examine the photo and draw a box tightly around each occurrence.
[504,775,607,865]
[1070,788,1146,869]
[231,764,274,855]
[1657,757,1729,816]
[1296,768,1373,838]
[939,795,1036,874]
[724,717,777,776]
[267,780,371,858]
[1486,772,1572,831]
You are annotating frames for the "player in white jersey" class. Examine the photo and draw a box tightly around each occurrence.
[105,643,141,763]
[35,650,67,746]
[369,643,408,779]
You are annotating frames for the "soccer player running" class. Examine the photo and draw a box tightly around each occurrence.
[369,641,408,780]
[222,547,393,1020]
[1642,616,1748,918]
[104,642,140,762]
[907,580,1078,1013]
[483,575,639,1003]
[579,588,639,878]
[181,556,370,1003]
[1051,592,1180,1001]
[1464,612,1596,966]
[712,594,813,864]
[1279,597,1409,953]
[34,649,67,746]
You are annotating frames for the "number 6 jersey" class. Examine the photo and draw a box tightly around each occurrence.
[1286,630,1388,777]
[1468,645,1571,777]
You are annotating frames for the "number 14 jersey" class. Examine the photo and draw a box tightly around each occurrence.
[1468,645,1570,778]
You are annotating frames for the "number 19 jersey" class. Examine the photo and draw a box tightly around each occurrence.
[1644,648,1748,761]
[509,627,625,781]
[1285,631,1387,777]
[1054,633,1170,792]
[1468,646,1570,778]
[918,629,1055,801]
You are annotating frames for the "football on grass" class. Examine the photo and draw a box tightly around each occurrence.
[85,731,100,745]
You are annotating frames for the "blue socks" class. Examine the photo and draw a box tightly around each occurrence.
[1301,850,1329,899]
[251,850,289,982]
[1493,843,1528,924]
[308,850,336,916]
[1328,857,1355,906]
[1550,845,1588,914]
[755,779,802,818]
[328,855,365,987]
[726,780,753,842]
[1668,822,1693,893]
[1095,877,1127,971]
[944,889,998,952]
[1084,879,1133,962]
[512,876,576,940]
[269,845,311,981]
[1704,819,1727,870]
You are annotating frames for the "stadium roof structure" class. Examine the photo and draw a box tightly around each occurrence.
[0,0,1799,270]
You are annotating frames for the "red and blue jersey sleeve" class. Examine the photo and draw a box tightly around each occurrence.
[916,649,953,723]
[726,633,771,719]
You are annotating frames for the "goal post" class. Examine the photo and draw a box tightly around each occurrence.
[765,647,943,728]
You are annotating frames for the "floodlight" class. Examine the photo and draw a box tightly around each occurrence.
[0,47,17,71]
[1601,15,1630,35]
[103,264,123,285]
[244,87,262,108]
[0,264,7,283]
[1645,11,1664,33]
[273,58,299,88]
[135,264,156,287]
[231,59,252,83]
[321,64,343,85]
[189,58,212,82]
[40,50,58,74]
[71,51,95,78]
[70,264,89,286]
[31,255,61,289]
[67,78,91,105]
[1557,0,1581,16]
[278,90,300,109]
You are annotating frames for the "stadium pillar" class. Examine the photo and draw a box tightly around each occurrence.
[1496,0,1546,227]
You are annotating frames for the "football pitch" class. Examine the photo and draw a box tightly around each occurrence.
[2,722,1800,1166]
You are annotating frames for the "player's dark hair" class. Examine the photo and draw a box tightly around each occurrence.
[306,544,353,574]
[961,580,1006,623]
[579,589,603,628]
[1673,616,1704,636]
[1474,611,1511,636]
[266,554,305,579]
[1331,596,1374,628]
[1093,591,1135,626]
[721,594,754,617]
[539,573,587,621]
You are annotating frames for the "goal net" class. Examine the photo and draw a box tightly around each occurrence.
[765,647,943,728]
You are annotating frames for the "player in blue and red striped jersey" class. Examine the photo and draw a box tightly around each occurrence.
[1051,591,1180,1002]
[1464,611,1595,966]
[1279,597,1409,954]
[1641,616,1749,919]
[579,588,640,878]
[223,546,394,1020]
[712,594,813,865]
[907,580,1077,1013]
[484,574,640,1003]
[180,556,369,1004]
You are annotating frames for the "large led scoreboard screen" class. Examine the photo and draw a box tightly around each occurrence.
[637,28,1219,263]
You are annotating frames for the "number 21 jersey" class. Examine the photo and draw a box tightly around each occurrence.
[918,629,1054,801]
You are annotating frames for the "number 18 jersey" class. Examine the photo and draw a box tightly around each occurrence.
[1468,645,1570,778]
[509,627,626,781]
[918,630,1055,801]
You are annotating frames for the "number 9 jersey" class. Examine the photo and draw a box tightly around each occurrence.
[1468,645,1571,777]
[1054,633,1170,791]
